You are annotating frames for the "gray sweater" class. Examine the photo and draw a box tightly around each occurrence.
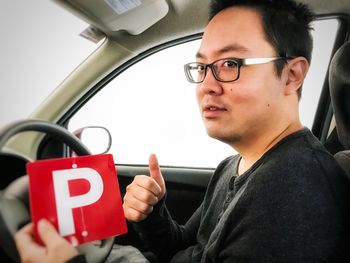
[136,128,350,262]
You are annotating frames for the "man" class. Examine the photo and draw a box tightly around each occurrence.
[123,0,350,261]
[15,0,350,262]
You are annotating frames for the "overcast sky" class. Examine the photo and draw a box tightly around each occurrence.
[0,0,97,127]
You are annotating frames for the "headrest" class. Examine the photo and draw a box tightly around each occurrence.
[329,41,350,149]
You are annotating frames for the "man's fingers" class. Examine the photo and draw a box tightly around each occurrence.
[15,221,78,262]
[37,219,79,260]
[15,223,46,262]
[149,154,166,198]
[133,175,162,198]
[129,186,159,206]
[123,191,154,214]
[123,182,155,222]
[123,204,148,222]
[37,219,64,249]
[123,176,159,222]
[15,222,34,242]
[15,223,37,251]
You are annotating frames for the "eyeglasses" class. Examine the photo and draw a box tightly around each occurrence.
[184,57,292,83]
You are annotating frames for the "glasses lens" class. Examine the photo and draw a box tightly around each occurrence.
[185,63,206,83]
[185,59,239,83]
[214,59,239,82]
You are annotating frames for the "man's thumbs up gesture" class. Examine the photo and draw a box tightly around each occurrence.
[123,154,166,222]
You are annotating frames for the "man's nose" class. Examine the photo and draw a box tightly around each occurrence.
[199,67,224,95]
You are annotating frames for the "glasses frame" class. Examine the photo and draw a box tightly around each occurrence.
[184,57,293,83]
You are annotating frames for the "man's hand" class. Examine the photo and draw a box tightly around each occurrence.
[123,154,166,222]
[15,219,79,263]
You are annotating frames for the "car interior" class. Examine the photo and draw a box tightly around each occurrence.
[329,41,350,179]
[0,0,350,262]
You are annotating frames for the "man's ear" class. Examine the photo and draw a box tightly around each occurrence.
[284,57,309,95]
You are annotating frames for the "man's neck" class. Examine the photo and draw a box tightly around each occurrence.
[236,121,303,175]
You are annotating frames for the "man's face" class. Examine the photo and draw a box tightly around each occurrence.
[196,7,288,147]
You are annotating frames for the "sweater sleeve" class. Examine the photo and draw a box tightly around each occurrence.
[134,196,202,262]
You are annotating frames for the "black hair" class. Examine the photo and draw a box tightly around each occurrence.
[209,0,315,99]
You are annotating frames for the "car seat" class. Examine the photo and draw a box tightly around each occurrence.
[329,40,350,178]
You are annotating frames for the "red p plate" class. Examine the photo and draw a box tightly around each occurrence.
[27,154,127,245]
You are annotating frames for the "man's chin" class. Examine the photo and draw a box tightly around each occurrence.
[206,129,240,144]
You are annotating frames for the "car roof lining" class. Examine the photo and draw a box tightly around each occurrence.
[53,0,350,58]
[54,0,350,38]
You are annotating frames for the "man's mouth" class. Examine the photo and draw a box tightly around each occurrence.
[203,105,227,117]
[206,106,226,111]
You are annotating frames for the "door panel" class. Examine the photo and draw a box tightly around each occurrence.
[115,165,213,249]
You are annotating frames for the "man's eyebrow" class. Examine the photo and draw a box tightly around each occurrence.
[196,44,250,59]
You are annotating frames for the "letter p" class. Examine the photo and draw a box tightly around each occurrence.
[52,167,104,236]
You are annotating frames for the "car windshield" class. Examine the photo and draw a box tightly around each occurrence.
[0,1,102,127]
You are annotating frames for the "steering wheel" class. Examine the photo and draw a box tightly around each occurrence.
[0,119,114,263]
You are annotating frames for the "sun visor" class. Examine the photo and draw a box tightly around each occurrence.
[104,0,169,34]
[54,0,169,35]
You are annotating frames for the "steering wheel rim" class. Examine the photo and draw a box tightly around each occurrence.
[0,119,114,263]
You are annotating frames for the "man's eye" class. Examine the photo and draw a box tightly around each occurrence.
[222,60,237,68]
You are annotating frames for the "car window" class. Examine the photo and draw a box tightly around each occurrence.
[68,19,338,168]
[301,19,339,127]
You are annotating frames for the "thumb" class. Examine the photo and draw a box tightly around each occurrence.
[149,154,166,198]
[37,219,64,247]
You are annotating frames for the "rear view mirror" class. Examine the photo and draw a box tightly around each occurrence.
[73,126,112,155]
